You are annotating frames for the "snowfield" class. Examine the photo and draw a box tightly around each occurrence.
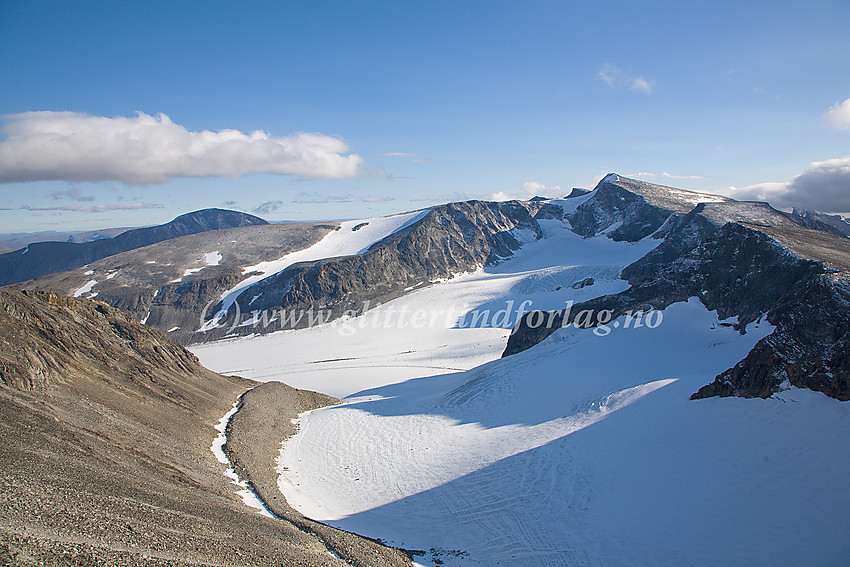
[191,209,850,567]
[193,216,658,397]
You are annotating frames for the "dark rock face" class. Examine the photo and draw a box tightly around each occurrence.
[571,277,594,289]
[503,175,850,402]
[567,180,673,242]
[0,208,267,286]
[201,200,546,339]
[692,276,850,401]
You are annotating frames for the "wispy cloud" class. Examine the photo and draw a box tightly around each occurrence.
[360,195,395,202]
[292,192,394,204]
[0,111,366,185]
[598,64,656,95]
[725,156,850,212]
[19,202,163,212]
[384,151,430,164]
[293,192,354,204]
[824,98,850,129]
[253,200,286,214]
[411,191,477,203]
[47,188,95,202]
[635,172,704,180]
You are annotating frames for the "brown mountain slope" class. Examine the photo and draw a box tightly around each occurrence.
[0,290,410,566]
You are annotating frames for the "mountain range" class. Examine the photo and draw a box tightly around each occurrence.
[3,174,849,565]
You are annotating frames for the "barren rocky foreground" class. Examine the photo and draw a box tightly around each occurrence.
[0,290,411,566]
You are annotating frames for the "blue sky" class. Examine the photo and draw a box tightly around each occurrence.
[1,0,849,232]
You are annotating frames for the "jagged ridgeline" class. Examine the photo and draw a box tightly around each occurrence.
[503,174,850,401]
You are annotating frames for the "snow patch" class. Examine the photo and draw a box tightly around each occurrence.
[73,280,97,297]
[211,401,276,518]
[204,251,222,266]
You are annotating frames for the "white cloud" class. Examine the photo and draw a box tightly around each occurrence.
[597,64,655,95]
[725,156,850,212]
[824,98,850,129]
[630,77,655,95]
[0,111,365,185]
[488,180,561,202]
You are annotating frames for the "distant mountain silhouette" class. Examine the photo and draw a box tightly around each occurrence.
[0,208,267,286]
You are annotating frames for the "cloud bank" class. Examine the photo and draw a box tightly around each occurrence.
[19,202,163,213]
[727,157,850,212]
[0,111,365,185]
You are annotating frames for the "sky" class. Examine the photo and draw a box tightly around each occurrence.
[1,0,849,233]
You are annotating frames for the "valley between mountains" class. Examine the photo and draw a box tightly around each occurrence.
[3,174,849,566]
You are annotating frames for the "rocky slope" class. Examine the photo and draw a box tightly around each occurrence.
[503,174,850,402]
[0,208,268,286]
[0,290,411,566]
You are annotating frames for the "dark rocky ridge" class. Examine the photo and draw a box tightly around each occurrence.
[0,290,411,566]
[198,200,549,340]
[503,174,850,402]
[0,208,268,287]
